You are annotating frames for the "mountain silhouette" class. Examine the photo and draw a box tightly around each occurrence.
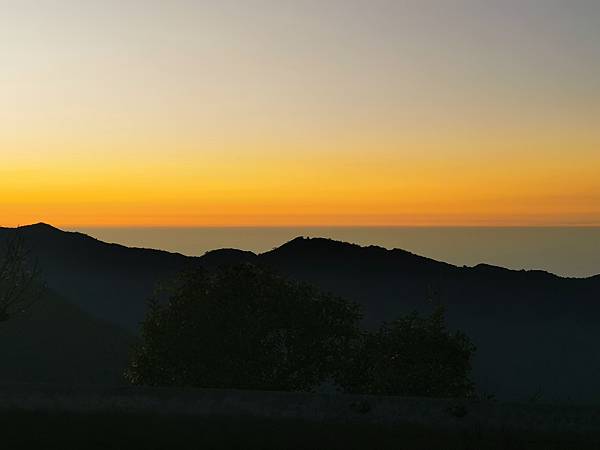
[1,224,600,401]
[0,223,195,331]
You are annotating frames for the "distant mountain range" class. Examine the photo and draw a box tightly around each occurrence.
[1,223,599,402]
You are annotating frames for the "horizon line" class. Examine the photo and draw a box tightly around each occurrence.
[6,222,600,230]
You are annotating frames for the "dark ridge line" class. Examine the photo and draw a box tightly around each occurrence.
[2,223,597,280]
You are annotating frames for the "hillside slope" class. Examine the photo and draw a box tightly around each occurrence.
[0,289,133,385]
[203,237,600,402]
[0,223,196,331]
[2,225,600,400]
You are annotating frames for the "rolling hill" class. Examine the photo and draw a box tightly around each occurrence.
[0,223,195,332]
[1,223,600,401]
[0,288,133,385]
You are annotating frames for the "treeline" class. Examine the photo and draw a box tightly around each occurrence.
[126,264,475,397]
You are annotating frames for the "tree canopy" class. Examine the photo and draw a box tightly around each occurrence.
[337,306,476,398]
[126,264,361,391]
[127,264,475,397]
[0,234,41,322]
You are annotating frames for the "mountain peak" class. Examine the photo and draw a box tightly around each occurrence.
[270,236,426,260]
[0,222,64,234]
[20,222,62,232]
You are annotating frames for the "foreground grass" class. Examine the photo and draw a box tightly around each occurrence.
[1,411,598,450]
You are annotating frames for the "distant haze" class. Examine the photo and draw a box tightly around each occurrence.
[70,227,600,278]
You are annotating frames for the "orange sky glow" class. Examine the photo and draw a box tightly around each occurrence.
[2,1,599,227]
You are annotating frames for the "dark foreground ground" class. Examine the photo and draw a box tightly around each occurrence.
[3,411,600,450]
[2,385,600,449]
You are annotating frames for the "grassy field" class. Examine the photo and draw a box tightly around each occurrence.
[1,411,598,450]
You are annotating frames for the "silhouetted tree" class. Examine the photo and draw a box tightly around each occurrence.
[0,234,41,322]
[126,264,361,391]
[337,306,475,398]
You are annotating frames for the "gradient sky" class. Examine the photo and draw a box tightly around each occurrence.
[2,0,600,227]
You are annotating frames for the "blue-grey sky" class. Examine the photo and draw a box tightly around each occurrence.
[2,0,599,226]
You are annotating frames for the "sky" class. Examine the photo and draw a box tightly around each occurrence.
[2,0,600,227]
